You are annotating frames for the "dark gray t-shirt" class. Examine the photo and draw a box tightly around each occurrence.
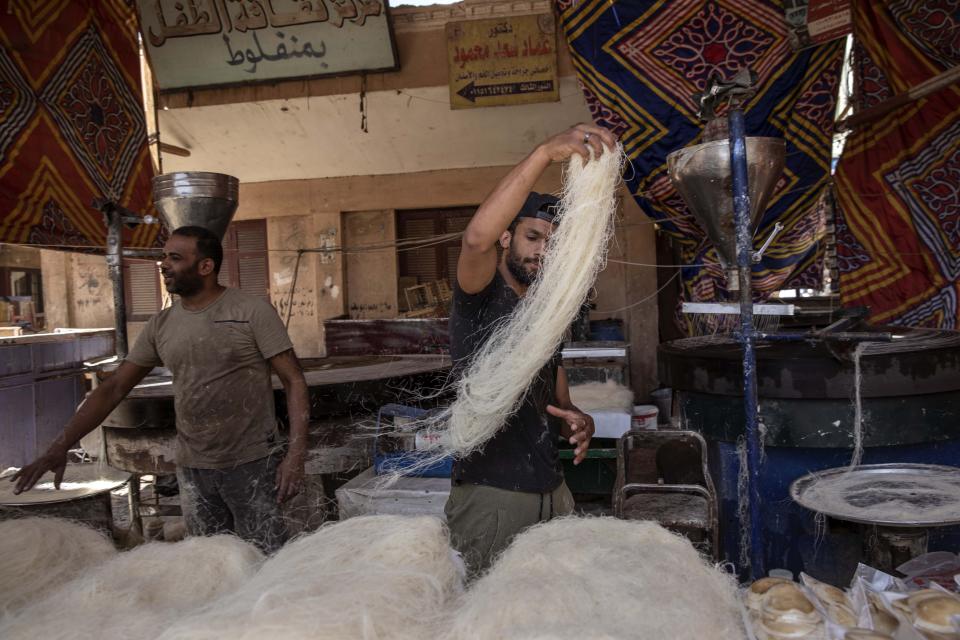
[448,271,563,493]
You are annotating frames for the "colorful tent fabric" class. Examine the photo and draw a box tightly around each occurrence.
[834,0,960,328]
[0,0,158,250]
[558,0,843,332]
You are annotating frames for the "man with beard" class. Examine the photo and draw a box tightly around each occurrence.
[446,124,614,574]
[11,226,308,553]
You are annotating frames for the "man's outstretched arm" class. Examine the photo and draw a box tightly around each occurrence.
[10,360,152,494]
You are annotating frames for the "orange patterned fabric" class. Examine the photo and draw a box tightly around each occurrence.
[834,0,960,327]
[0,0,158,249]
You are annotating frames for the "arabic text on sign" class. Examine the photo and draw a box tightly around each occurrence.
[147,0,384,47]
[453,37,553,69]
[222,30,328,73]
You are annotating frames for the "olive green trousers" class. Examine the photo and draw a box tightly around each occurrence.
[445,481,575,577]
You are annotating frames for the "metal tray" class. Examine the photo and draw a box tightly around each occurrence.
[0,463,129,506]
[790,463,960,527]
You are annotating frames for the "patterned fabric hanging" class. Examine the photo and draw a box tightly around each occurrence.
[0,0,158,250]
[558,0,843,333]
[834,0,960,328]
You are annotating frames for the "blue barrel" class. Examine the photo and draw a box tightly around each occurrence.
[660,328,960,581]
[708,439,960,583]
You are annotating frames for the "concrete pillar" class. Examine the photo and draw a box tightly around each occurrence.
[267,212,345,358]
[39,249,70,329]
[343,210,398,320]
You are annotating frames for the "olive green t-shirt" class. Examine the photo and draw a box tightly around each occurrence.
[126,288,294,469]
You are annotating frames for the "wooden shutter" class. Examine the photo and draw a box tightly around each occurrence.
[219,220,269,300]
[236,222,269,299]
[397,208,476,286]
[400,217,439,283]
[123,259,161,321]
[444,214,472,286]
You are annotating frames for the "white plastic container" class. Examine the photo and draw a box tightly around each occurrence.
[768,568,794,581]
[631,405,659,430]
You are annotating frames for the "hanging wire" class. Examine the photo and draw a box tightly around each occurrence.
[609,258,706,268]
[593,271,681,314]
[0,232,935,262]
[283,250,304,329]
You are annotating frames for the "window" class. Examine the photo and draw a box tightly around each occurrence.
[219,220,270,300]
[397,208,474,286]
[0,267,44,327]
[123,259,162,321]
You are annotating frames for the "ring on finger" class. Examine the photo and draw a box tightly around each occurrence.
[583,132,592,144]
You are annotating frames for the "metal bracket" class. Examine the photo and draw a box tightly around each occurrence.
[694,68,758,121]
[92,198,158,227]
[682,302,796,316]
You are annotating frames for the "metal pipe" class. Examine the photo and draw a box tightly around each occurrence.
[753,331,893,342]
[838,64,960,131]
[729,108,765,579]
[127,473,142,537]
[122,248,163,259]
[105,206,128,358]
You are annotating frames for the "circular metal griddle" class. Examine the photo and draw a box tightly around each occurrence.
[790,463,960,528]
[0,463,129,506]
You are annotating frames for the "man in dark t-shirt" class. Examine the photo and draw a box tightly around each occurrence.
[445,123,615,574]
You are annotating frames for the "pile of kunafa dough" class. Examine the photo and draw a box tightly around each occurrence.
[743,571,960,640]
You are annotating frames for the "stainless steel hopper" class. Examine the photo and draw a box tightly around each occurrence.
[152,172,239,240]
[666,137,785,290]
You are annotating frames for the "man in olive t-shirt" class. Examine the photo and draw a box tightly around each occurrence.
[127,286,293,469]
[12,226,310,553]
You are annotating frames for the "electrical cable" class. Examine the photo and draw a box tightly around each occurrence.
[593,270,681,314]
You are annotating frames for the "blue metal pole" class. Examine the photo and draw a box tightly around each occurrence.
[728,108,765,580]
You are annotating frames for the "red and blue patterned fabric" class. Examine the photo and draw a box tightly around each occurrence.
[558,0,843,331]
[0,0,157,249]
[834,0,960,328]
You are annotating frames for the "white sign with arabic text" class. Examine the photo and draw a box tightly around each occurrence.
[138,0,397,91]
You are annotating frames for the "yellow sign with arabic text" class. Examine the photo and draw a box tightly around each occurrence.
[137,0,397,91]
[447,14,559,110]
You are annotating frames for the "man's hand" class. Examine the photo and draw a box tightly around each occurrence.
[274,450,305,503]
[9,360,151,496]
[10,446,68,495]
[547,404,595,465]
[269,349,309,504]
[537,123,618,164]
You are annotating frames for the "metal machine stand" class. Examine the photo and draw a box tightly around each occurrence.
[728,104,766,578]
[668,71,891,580]
[93,198,159,535]
[94,198,159,359]
[677,70,781,579]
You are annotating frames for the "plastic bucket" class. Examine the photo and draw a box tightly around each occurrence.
[631,405,658,430]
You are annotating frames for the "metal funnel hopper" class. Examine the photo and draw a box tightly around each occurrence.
[152,172,239,240]
[666,137,785,285]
